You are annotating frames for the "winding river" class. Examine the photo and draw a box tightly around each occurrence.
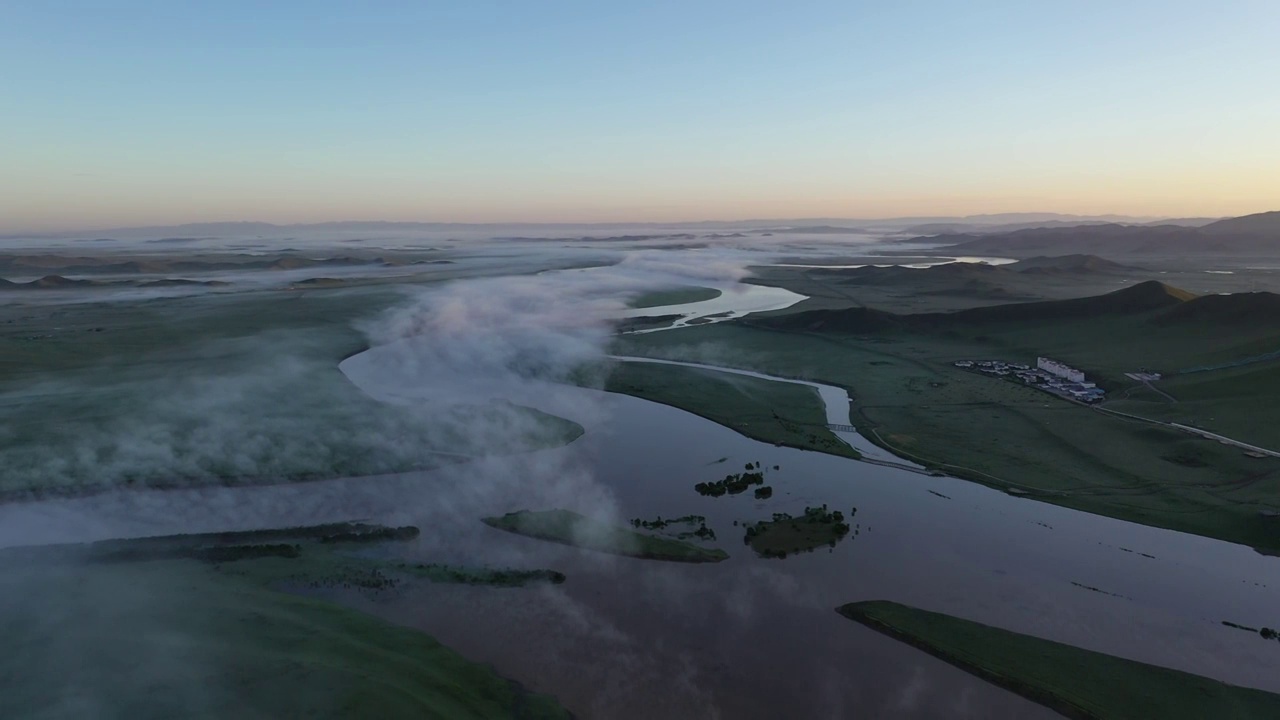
[620,282,808,332]
[3,279,1279,719]
[606,354,912,465]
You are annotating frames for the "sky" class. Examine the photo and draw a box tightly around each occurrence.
[3,0,1279,231]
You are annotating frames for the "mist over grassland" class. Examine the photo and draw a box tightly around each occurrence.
[6,224,1280,717]
[0,242,758,498]
[0,240,777,718]
[0,284,585,497]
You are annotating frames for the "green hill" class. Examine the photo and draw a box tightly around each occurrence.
[29,274,96,288]
[1009,254,1139,274]
[933,281,1195,323]
[754,305,905,333]
[756,281,1198,332]
[922,211,1280,257]
[1157,292,1280,325]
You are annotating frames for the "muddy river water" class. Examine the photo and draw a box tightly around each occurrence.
[3,279,1279,718]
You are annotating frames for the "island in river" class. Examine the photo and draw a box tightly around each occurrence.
[838,600,1280,720]
[483,509,729,563]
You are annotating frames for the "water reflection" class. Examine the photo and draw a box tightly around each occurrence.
[4,385,1279,717]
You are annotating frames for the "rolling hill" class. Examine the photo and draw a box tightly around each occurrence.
[752,281,1203,333]
[1157,292,1280,325]
[28,275,95,289]
[915,210,1280,258]
[0,275,229,291]
[0,253,382,276]
[933,281,1195,323]
[1200,210,1280,236]
[1006,254,1140,274]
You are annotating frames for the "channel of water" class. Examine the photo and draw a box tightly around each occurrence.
[2,279,1277,718]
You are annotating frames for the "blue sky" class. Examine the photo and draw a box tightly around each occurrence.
[3,1,1278,230]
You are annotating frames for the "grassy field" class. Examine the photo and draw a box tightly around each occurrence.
[483,509,729,563]
[838,600,1280,720]
[0,528,572,719]
[0,287,582,496]
[616,319,1280,552]
[601,360,860,459]
[627,286,721,309]
[1107,359,1280,451]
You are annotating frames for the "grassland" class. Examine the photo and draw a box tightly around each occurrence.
[392,563,566,587]
[482,509,729,563]
[615,293,1280,552]
[628,286,721,309]
[746,257,1280,315]
[1107,358,1280,451]
[601,360,859,459]
[838,600,1280,720]
[0,526,572,719]
[0,287,583,496]
[5,522,570,591]
[1,565,571,719]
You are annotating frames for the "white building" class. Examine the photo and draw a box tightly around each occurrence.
[1037,357,1085,383]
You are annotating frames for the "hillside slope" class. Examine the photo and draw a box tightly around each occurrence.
[920,211,1280,257]
[1201,210,1280,236]
[1008,254,1139,274]
[754,281,1199,332]
[1158,292,1280,325]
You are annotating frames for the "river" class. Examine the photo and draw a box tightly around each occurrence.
[331,279,1280,715]
[3,278,1278,719]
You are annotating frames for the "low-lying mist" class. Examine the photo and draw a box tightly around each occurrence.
[0,247,754,527]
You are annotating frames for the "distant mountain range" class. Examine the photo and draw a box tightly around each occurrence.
[0,254,403,276]
[6,212,1272,250]
[903,217,1220,235]
[0,275,230,290]
[912,211,1280,257]
[3,212,1214,240]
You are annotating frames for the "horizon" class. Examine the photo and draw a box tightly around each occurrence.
[2,209,1266,238]
[6,4,1280,716]
[4,2,1279,232]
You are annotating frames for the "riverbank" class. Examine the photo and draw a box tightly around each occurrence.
[838,600,1280,720]
[0,526,573,719]
[599,359,859,459]
[615,321,1280,553]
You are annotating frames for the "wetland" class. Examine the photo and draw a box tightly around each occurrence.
[5,229,1280,718]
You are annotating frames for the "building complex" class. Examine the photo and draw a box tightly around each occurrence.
[1037,357,1085,383]
[955,358,1106,403]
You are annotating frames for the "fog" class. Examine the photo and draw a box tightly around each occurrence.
[0,229,1120,718]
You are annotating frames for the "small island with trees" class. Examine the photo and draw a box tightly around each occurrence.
[695,461,769,497]
[631,514,717,541]
[394,562,566,587]
[742,505,852,558]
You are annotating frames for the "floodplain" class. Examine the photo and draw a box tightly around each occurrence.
[4,225,1280,718]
